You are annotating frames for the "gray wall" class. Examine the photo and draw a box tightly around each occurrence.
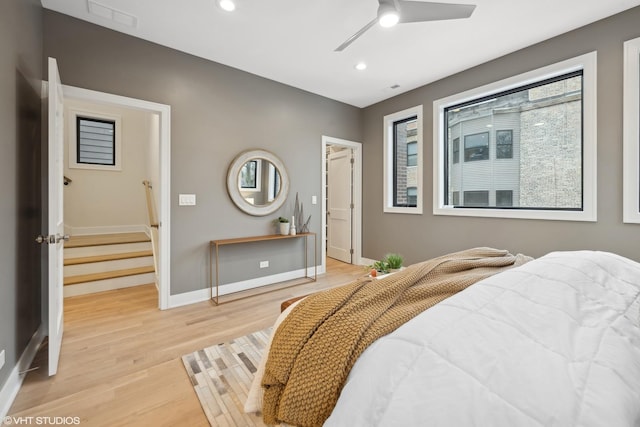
[362,6,640,264]
[43,11,362,295]
[0,0,43,392]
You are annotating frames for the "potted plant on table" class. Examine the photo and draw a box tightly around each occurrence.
[275,216,290,235]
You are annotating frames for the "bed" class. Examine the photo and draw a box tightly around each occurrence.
[246,249,640,427]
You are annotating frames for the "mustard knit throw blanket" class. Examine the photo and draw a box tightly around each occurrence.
[261,247,532,426]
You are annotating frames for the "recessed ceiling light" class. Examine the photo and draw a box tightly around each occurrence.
[355,62,367,71]
[218,0,235,12]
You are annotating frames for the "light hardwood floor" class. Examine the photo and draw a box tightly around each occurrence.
[9,258,365,426]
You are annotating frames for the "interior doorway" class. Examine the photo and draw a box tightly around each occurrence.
[61,85,171,310]
[321,136,362,271]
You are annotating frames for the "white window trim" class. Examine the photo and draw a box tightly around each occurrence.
[68,108,122,171]
[383,105,423,214]
[623,37,640,223]
[433,52,597,222]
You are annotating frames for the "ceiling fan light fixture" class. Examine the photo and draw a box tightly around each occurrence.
[218,0,235,12]
[378,1,399,27]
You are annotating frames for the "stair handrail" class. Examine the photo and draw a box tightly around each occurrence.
[142,180,159,229]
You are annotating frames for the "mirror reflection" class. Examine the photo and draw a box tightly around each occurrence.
[238,159,281,206]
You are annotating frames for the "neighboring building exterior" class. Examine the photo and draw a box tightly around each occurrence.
[395,118,418,207]
[446,74,582,209]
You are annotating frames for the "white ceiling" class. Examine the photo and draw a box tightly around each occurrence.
[41,0,640,108]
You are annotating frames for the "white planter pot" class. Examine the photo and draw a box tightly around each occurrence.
[279,223,290,235]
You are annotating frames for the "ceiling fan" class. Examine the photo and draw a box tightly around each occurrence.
[335,0,476,52]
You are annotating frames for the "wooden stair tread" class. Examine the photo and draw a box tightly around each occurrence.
[64,250,154,266]
[64,232,151,248]
[64,266,155,286]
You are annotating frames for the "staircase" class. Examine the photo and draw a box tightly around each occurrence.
[63,232,156,297]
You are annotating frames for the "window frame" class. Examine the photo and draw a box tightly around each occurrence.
[433,52,597,222]
[383,105,423,214]
[69,109,122,171]
[623,37,640,223]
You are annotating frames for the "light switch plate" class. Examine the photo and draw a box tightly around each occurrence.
[312,195,317,205]
[179,194,196,206]
[0,350,5,371]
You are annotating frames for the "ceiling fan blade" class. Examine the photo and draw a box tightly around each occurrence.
[334,17,378,52]
[397,1,476,24]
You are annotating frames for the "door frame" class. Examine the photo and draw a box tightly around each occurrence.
[321,136,362,270]
[63,85,172,310]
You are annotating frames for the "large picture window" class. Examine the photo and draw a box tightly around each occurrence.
[384,105,423,214]
[433,52,597,221]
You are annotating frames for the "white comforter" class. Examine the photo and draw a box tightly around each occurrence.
[325,251,640,427]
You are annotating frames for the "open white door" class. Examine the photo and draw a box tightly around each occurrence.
[327,149,353,263]
[47,57,65,376]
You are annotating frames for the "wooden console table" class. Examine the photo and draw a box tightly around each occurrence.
[209,232,317,305]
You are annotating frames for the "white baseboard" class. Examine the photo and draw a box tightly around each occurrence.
[359,257,376,266]
[0,325,45,419]
[67,224,148,236]
[168,287,211,308]
[167,265,323,309]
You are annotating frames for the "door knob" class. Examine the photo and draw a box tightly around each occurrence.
[35,234,69,244]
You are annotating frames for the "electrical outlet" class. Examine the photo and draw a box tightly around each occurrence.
[0,350,5,371]
[259,261,269,268]
[178,194,196,206]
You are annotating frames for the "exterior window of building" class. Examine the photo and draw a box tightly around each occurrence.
[384,105,423,214]
[464,191,489,206]
[496,190,513,207]
[452,137,460,164]
[433,52,597,221]
[452,191,460,205]
[496,130,513,159]
[407,187,417,206]
[407,141,417,166]
[464,132,489,162]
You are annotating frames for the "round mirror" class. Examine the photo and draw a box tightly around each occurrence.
[227,149,289,216]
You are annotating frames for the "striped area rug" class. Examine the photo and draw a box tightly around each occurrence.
[182,328,272,426]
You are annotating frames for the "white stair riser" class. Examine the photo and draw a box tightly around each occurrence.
[64,256,154,277]
[64,242,151,259]
[64,273,157,298]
